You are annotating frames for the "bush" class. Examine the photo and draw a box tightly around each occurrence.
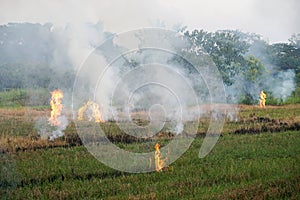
[284,87,300,104]
[238,93,257,105]
[0,88,50,107]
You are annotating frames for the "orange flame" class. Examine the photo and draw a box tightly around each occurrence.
[259,90,266,108]
[77,100,103,122]
[49,89,63,126]
[154,143,164,172]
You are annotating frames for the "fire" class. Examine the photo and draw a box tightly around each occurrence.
[49,89,63,126]
[259,90,267,108]
[77,100,103,122]
[154,143,165,172]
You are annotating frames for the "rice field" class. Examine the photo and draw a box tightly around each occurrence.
[1,104,300,199]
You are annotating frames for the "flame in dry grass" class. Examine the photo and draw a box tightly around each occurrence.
[259,90,267,108]
[49,90,63,126]
[77,100,103,123]
[154,143,168,172]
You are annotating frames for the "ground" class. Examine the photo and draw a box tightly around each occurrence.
[1,105,300,199]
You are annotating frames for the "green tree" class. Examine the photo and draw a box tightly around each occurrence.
[267,43,300,70]
[183,29,250,85]
[243,55,265,82]
[267,36,300,91]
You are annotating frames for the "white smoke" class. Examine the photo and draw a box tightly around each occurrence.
[226,68,296,104]
[49,116,68,140]
[35,115,68,140]
[70,27,228,137]
[268,69,295,100]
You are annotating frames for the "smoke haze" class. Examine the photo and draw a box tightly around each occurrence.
[0,0,299,43]
[0,1,298,138]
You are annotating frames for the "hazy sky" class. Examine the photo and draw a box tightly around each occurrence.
[0,0,299,43]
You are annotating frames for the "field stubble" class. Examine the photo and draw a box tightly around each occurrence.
[0,104,300,199]
[0,104,299,153]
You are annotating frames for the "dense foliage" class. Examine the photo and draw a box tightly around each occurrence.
[183,29,300,104]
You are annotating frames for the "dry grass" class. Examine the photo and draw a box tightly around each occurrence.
[0,136,68,153]
[1,104,300,153]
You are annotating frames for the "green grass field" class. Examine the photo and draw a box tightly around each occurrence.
[1,105,300,199]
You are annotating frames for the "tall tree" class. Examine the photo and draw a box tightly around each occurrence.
[183,29,250,85]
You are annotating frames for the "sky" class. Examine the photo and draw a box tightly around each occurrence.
[0,0,299,43]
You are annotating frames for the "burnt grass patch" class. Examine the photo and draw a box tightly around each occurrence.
[233,116,300,135]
